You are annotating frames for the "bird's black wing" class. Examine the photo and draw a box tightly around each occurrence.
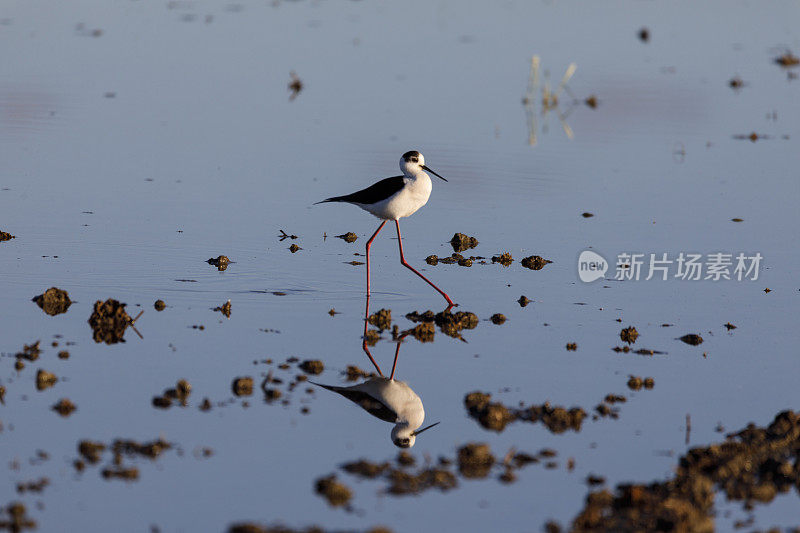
[316,176,405,205]
[311,382,398,423]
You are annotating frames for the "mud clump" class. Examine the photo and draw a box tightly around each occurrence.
[314,475,352,507]
[566,343,577,351]
[299,360,324,375]
[517,295,531,307]
[627,376,655,390]
[425,255,439,265]
[368,308,392,331]
[404,322,435,343]
[88,299,132,344]
[435,310,478,339]
[232,377,254,396]
[342,460,389,479]
[619,326,639,344]
[465,392,586,434]
[36,370,58,391]
[457,443,495,479]
[521,255,552,270]
[16,477,49,494]
[32,287,72,316]
[154,299,166,311]
[450,233,479,253]
[75,437,173,481]
[78,441,106,463]
[153,379,192,408]
[491,252,513,266]
[344,365,377,381]
[289,244,300,253]
[52,398,76,417]
[102,467,139,481]
[612,346,665,356]
[524,403,587,433]
[363,329,381,346]
[679,334,704,345]
[571,410,800,532]
[207,255,230,271]
[0,502,36,532]
[724,322,736,331]
[15,341,41,362]
[490,314,506,325]
[0,230,15,242]
[464,392,513,432]
[336,232,358,243]
[214,299,232,318]
[775,51,800,67]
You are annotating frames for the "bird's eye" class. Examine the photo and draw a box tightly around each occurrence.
[410,157,418,163]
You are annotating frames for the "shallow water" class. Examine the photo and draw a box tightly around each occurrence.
[1,1,799,531]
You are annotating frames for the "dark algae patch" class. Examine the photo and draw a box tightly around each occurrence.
[520,255,552,270]
[0,230,15,242]
[32,287,72,316]
[154,299,166,311]
[88,299,133,344]
[569,410,800,532]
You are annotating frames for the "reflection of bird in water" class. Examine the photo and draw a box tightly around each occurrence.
[311,377,438,448]
[315,151,455,307]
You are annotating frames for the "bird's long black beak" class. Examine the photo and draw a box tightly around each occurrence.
[411,422,440,436]
[421,165,447,182]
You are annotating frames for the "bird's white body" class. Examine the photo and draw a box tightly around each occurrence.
[357,171,432,221]
[313,376,427,447]
[360,377,425,428]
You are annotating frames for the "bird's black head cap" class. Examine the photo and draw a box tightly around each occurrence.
[402,150,421,163]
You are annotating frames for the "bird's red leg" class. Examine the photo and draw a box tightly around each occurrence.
[362,293,384,377]
[366,221,386,297]
[389,339,402,380]
[395,220,455,307]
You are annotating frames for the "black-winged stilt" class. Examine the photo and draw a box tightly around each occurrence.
[316,150,455,307]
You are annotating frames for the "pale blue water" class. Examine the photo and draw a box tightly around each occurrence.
[1,0,799,531]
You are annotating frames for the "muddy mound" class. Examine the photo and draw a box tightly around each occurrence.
[570,410,800,532]
[32,287,72,316]
[450,233,479,253]
[88,299,132,344]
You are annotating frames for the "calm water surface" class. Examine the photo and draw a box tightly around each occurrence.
[1,1,799,531]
